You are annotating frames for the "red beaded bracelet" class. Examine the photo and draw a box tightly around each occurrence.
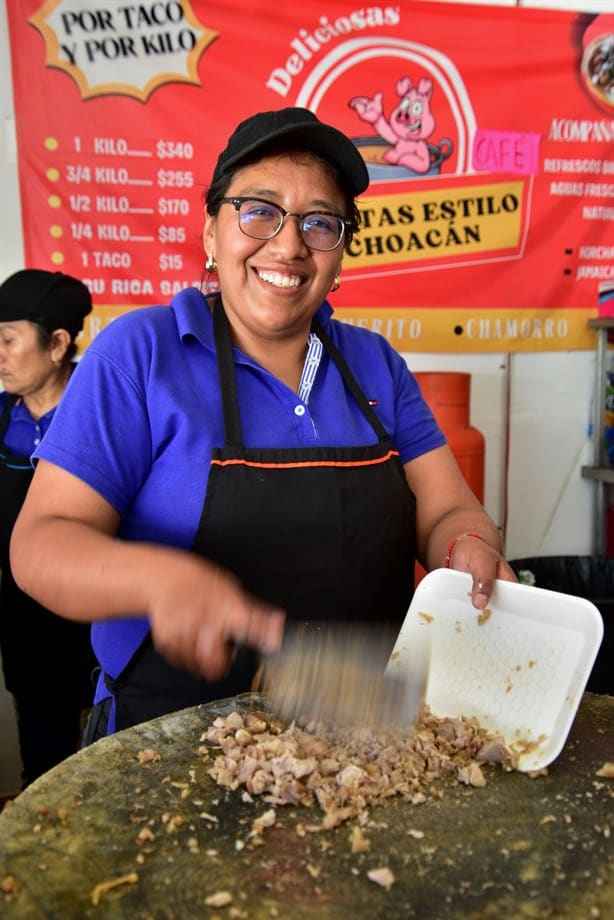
[444,531,488,568]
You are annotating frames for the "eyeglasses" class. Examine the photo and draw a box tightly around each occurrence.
[219,197,349,251]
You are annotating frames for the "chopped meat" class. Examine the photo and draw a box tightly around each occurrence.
[1,875,19,895]
[457,762,486,787]
[596,762,614,778]
[251,808,276,835]
[136,827,155,845]
[478,738,511,763]
[336,764,367,790]
[200,707,515,831]
[224,712,245,731]
[367,867,395,889]
[350,825,371,853]
[236,754,260,784]
[205,890,233,907]
[137,748,160,764]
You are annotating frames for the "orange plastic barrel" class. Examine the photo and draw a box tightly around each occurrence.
[413,372,486,584]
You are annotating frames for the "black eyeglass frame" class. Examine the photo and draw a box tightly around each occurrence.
[219,196,351,251]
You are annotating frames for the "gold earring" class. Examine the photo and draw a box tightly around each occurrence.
[53,358,63,368]
[205,253,218,273]
[331,274,341,293]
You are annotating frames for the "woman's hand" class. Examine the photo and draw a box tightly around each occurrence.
[405,446,518,610]
[445,532,518,609]
[146,555,285,680]
[11,460,285,682]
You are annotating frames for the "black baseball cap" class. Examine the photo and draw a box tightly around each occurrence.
[212,107,370,197]
[0,269,92,337]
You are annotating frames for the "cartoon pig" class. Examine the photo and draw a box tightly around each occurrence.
[350,77,436,174]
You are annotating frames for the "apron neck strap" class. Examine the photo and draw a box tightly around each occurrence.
[212,295,244,448]
[311,318,389,442]
[212,296,390,447]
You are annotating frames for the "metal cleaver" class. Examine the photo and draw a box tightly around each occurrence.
[262,620,429,733]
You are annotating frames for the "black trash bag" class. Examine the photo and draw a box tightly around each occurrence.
[509,556,613,696]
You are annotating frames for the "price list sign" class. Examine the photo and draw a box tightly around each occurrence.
[50,133,206,342]
[65,136,198,293]
[6,0,614,353]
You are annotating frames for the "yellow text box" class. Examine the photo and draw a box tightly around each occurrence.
[346,181,525,269]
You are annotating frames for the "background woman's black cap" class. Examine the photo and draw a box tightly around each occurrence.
[212,107,370,197]
[0,269,92,337]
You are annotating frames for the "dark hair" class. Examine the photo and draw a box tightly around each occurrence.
[204,144,361,251]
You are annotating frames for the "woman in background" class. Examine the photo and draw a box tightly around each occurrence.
[0,269,95,787]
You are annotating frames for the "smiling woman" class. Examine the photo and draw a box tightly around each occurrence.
[8,107,516,748]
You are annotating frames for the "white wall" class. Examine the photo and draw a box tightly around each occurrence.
[407,350,597,558]
[0,0,606,793]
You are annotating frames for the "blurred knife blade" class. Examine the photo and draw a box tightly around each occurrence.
[263,622,428,733]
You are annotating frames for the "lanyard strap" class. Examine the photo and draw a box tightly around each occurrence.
[297,332,323,405]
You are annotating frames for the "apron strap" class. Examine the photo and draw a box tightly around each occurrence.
[311,318,390,443]
[212,296,390,448]
[212,295,244,449]
[0,394,17,443]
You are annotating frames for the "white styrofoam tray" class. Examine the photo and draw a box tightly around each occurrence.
[386,568,604,772]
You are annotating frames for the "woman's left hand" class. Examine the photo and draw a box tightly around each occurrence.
[405,446,518,611]
[446,531,518,609]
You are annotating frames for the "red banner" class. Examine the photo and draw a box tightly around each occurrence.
[6,0,614,352]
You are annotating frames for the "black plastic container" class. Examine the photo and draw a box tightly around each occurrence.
[509,555,613,695]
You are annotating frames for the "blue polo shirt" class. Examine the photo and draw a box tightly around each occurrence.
[0,393,59,459]
[34,287,445,724]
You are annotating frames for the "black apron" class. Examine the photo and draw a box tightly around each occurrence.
[106,298,418,730]
[0,397,34,561]
[0,395,95,700]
